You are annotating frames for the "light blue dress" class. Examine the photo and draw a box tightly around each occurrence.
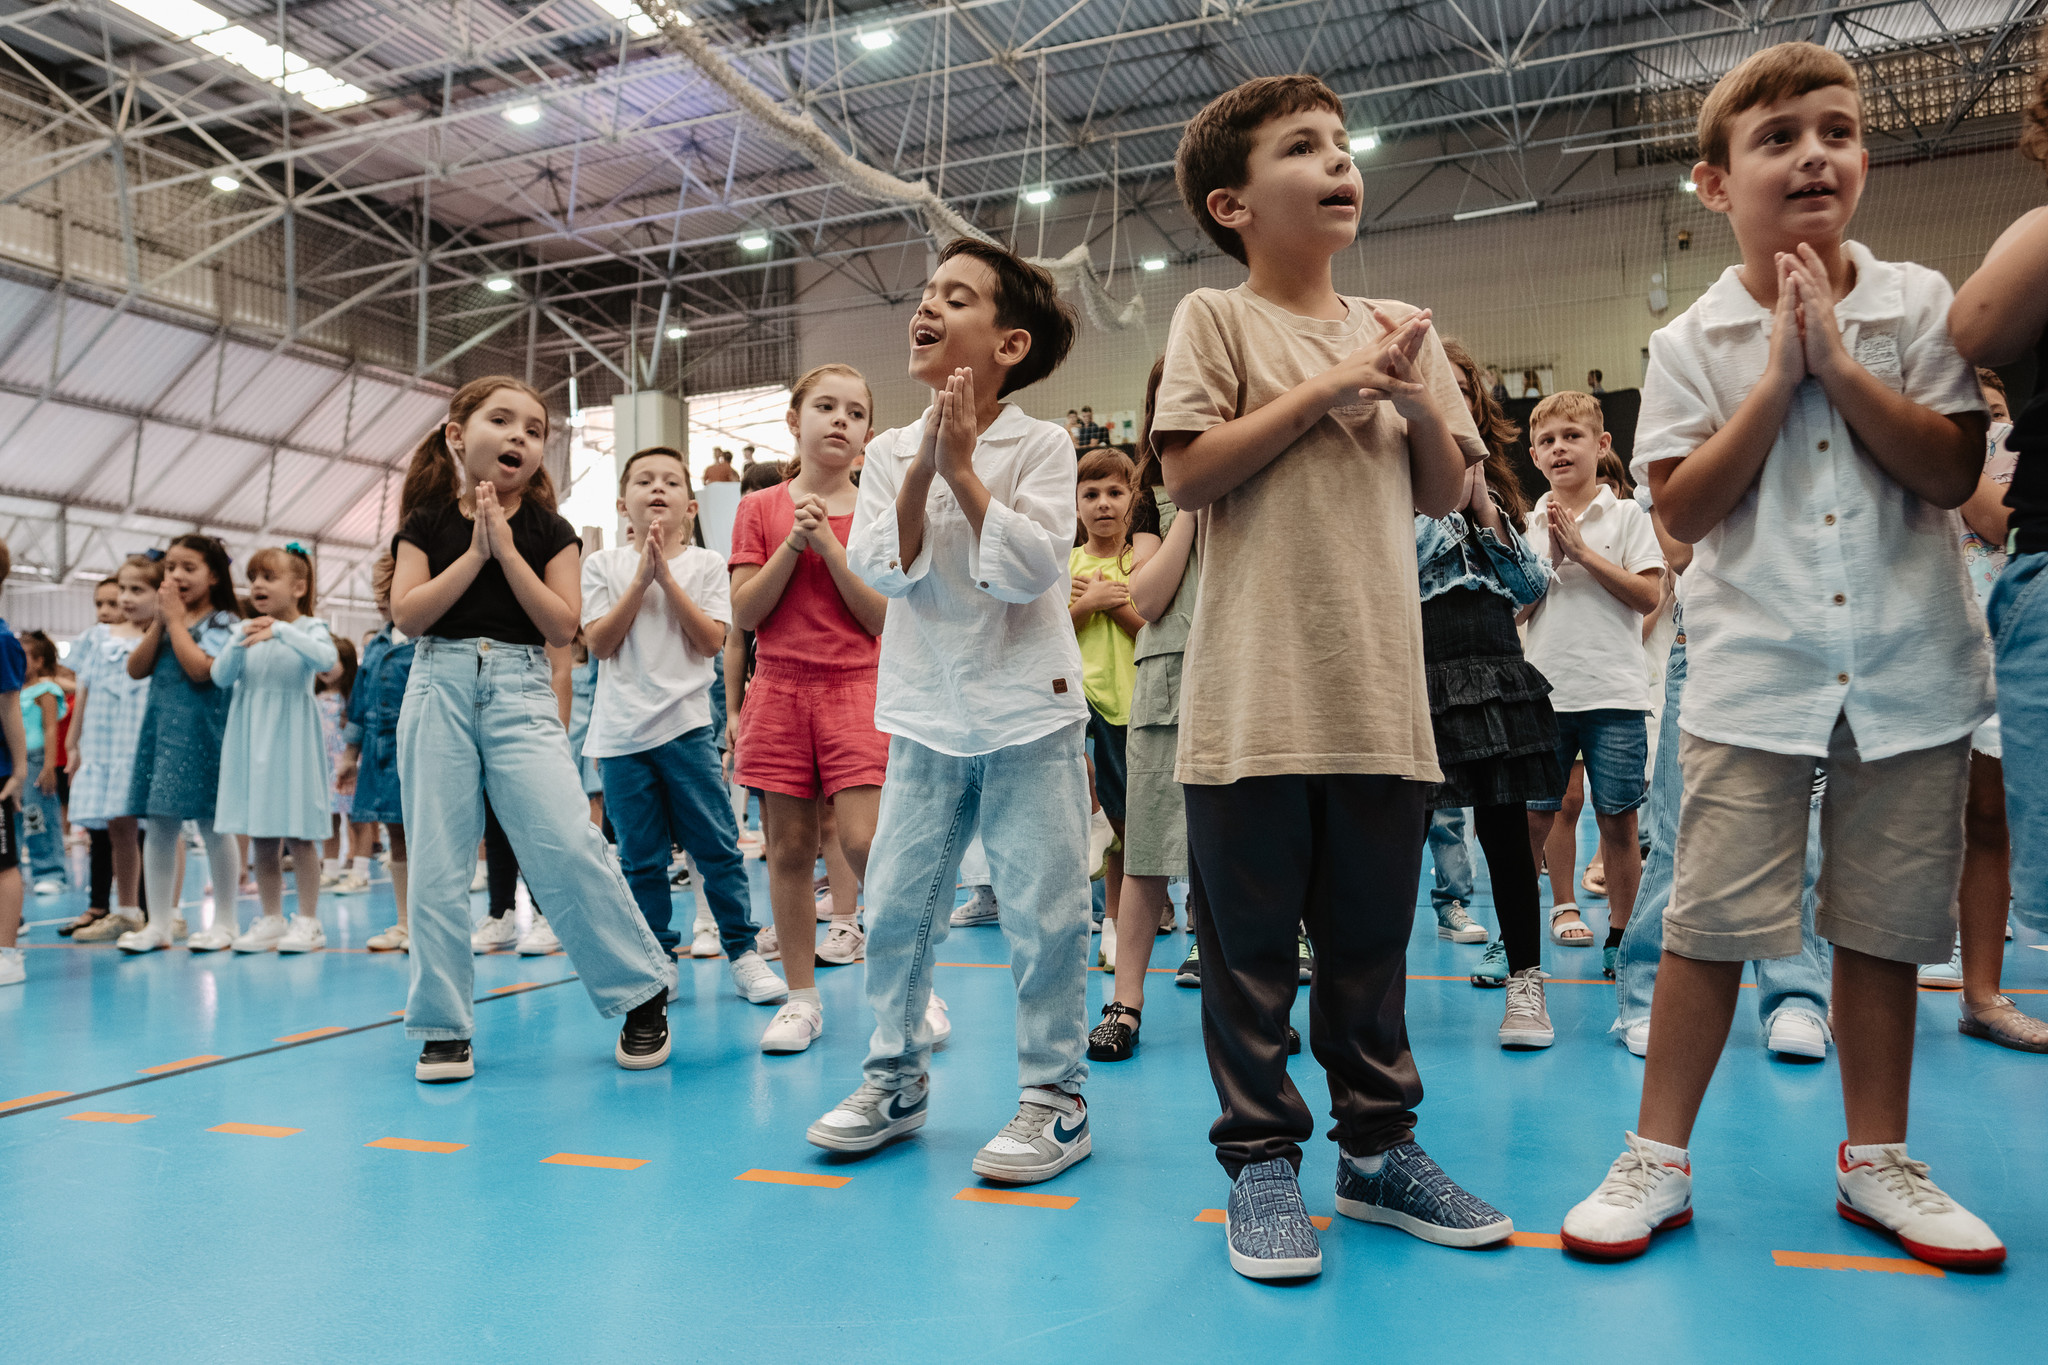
[69,625,150,827]
[211,617,339,840]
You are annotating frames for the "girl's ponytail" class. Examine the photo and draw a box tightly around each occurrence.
[399,375,554,526]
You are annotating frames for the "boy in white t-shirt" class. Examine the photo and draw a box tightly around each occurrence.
[1520,391,1665,958]
[581,446,785,1005]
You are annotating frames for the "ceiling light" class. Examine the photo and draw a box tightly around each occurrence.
[1141,258,1166,272]
[1681,179,1698,193]
[738,233,769,251]
[666,326,687,339]
[1451,200,1539,222]
[1349,132,1378,153]
[484,276,514,293]
[110,0,368,109]
[858,28,895,50]
[591,0,665,35]
[505,103,541,125]
[1022,187,1053,206]
[210,173,241,192]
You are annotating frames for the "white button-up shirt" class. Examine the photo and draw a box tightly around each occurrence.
[849,401,1087,757]
[1631,241,1990,761]
[1522,485,1665,713]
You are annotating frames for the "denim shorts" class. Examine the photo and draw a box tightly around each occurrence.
[1991,551,2048,932]
[1526,707,1648,815]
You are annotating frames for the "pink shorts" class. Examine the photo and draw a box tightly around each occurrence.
[736,663,890,801]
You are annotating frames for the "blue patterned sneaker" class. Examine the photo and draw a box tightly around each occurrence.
[1334,1142,1513,1247]
[1470,939,1508,988]
[1225,1158,1323,1279]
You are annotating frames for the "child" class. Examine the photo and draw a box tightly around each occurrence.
[337,550,414,952]
[1069,447,1141,969]
[583,447,769,1000]
[0,541,31,987]
[1519,392,1664,957]
[317,638,363,892]
[1564,42,2001,1267]
[1157,74,1503,1278]
[18,631,68,894]
[1420,338,1563,1045]
[64,578,129,936]
[205,545,338,954]
[729,367,890,1054]
[119,535,246,952]
[391,375,674,1083]
[812,237,1091,1185]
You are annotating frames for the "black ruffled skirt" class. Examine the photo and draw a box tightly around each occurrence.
[1421,585,1563,809]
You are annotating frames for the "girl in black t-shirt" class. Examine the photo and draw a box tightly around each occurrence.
[388,375,674,1083]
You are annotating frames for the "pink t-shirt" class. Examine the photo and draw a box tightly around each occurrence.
[729,485,879,670]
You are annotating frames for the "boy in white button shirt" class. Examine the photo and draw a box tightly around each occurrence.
[1561,41,2000,1268]
[808,239,1095,1187]
[1521,392,1665,961]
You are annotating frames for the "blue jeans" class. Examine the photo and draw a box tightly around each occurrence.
[1992,551,2048,932]
[397,638,671,1040]
[18,748,65,885]
[861,722,1092,1093]
[599,725,755,957]
[1614,614,1830,1032]
[1427,807,1473,910]
[1528,708,1650,815]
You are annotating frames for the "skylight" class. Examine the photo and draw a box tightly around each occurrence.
[111,0,369,110]
[590,1,684,37]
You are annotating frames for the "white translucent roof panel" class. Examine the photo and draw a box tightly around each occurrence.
[271,459,383,539]
[143,431,269,519]
[52,310,213,410]
[0,403,135,497]
[0,278,52,358]
[215,355,350,444]
[345,385,446,463]
[322,471,402,547]
[207,446,333,528]
[151,341,281,428]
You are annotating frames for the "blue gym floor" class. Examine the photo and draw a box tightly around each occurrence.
[4,814,2043,1364]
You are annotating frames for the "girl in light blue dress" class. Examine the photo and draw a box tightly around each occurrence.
[210,544,338,956]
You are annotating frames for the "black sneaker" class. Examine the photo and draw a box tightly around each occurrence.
[616,995,671,1070]
[1297,933,1314,983]
[1175,943,1201,987]
[1086,1003,1141,1062]
[416,1039,474,1083]
[1288,1026,1301,1056]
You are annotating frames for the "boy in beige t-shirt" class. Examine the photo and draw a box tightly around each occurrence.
[1155,74,1506,1281]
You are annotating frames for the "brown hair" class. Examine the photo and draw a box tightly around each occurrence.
[1439,337,1530,526]
[0,539,11,585]
[1075,447,1138,565]
[1177,75,1346,264]
[1978,367,2009,400]
[21,629,55,675]
[119,554,163,589]
[740,459,786,493]
[318,634,357,699]
[94,575,119,599]
[1697,42,1861,169]
[1596,449,1634,492]
[1530,390,1607,437]
[936,239,1076,396]
[166,534,241,618]
[370,549,395,606]
[1129,356,1170,539]
[785,364,874,479]
[245,544,316,616]
[398,376,556,526]
[617,446,692,496]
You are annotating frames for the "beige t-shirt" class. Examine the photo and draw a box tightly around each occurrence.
[1154,284,1484,786]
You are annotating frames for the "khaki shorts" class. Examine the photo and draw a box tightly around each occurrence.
[1667,717,1967,965]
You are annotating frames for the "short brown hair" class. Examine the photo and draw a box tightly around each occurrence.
[1697,42,1860,169]
[1075,447,1136,489]
[1596,449,1633,491]
[245,544,316,616]
[0,539,11,585]
[618,446,691,496]
[1177,76,1346,264]
[370,549,395,605]
[1530,390,1606,436]
[937,239,1075,396]
[1979,367,2009,400]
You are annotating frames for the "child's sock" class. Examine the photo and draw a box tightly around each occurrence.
[1633,1132,1689,1165]
[790,986,821,1009]
[351,856,371,878]
[1844,1141,1905,1163]
[1605,925,1624,950]
[322,857,341,876]
[388,859,409,926]
[1342,1150,1384,1176]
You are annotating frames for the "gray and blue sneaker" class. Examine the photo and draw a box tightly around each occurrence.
[950,885,1000,927]
[1334,1142,1513,1247]
[970,1087,1090,1184]
[1470,939,1508,988]
[806,1077,929,1153]
[1225,1158,1323,1280]
[1436,901,1488,943]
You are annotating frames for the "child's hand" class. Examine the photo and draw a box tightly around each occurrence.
[335,751,358,794]
[64,746,80,778]
[478,484,518,560]
[936,368,979,484]
[156,580,189,629]
[37,762,57,796]
[1546,500,1589,563]
[790,495,829,551]
[1764,255,1810,391]
[1328,308,1432,415]
[241,616,275,647]
[643,518,672,582]
[0,774,21,805]
[1072,570,1129,614]
[1785,244,1850,382]
[470,489,494,562]
[913,390,944,478]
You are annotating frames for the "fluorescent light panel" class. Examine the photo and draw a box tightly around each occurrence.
[210,174,240,192]
[1141,258,1166,272]
[112,0,368,109]
[484,276,514,292]
[1451,200,1539,221]
[858,29,895,49]
[1349,133,1378,152]
[1022,187,1053,205]
[738,234,769,250]
[505,104,542,125]
[666,326,688,339]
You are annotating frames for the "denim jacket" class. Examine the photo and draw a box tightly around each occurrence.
[1414,510,1550,607]
[343,622,415,746]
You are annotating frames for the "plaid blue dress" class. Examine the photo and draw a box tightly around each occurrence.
[68,624,150,828]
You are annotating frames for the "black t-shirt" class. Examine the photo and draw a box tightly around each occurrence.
[394,498,580,646]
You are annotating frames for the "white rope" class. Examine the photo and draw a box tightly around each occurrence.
[638,0,1143,331]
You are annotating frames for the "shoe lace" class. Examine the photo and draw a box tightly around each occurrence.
[1504,973,1544,1015]
[1868,1152,1954,1216]
[996,1099,1061,1145]
[839,1078,893,1114]
[1594,1148,1670,1208]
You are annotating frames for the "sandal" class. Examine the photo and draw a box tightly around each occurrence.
[1086,1002,1141,1062]
[1581,864,1608,897]
[60,907,110,937]
[1959,996,2048,1054]
[1549,903,1594,946]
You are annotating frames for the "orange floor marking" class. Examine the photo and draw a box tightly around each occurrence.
[541,1152,648,1171]
[137,1055,222,1075]
[955,1188,1077,1210]
[1772,1249,1944,1277]
[1195,1208,1331,1230]
[67,1111,152,1124]
[1509,1231,1564,1249]
[274,1026,347,1043]
[210,1122,301,1138]
[488,982,541,994]
[736,1169,850,1189]
[1,1090,72,1112]
[366,1137,467,1154]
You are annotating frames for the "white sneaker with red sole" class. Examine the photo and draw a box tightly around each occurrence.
[1835,1142,2005,1268]
[1560,1131,1693,1259]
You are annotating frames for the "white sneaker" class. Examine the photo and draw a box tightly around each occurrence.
[319,869,345,889]
[1087,808,1115,880]
[816,920,864,965]
[231,915,291,953]
[690,927,720,958]
[366,923,410,952]
[186,924,236,952]
[116,921,176,954]
[949,885,999,927]
[925,992,951,1046]
[0,947,22,986]
[1623,1020,1650,1057]
[729,950,788,1005]
[1498,968,1554,1049]
[1917,937,1963,988]
[755,923,782,961]
[331,868,371,895]
[971,1088,1090,1184]
[32,879,63,896]
[1097,922,1117,969]
[815,890,835,922]
[470,916,517,953]
[1560,1132,1694,1259]
[1766,1010,1829,1060]
[469,862,489,892]
[276,915,326,953]
[761,999,824,1053]
[515,914,560,955]
[1836,1142,2005,1267]
[170,916,188,942]
[737,830,765,860]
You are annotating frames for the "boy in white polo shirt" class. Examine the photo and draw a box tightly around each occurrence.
[1561,42,2000,1268]
[1521,391,1664,960]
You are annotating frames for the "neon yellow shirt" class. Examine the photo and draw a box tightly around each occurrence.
[1070,545,1136,726]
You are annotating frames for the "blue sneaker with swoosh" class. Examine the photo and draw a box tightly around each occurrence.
[970,1087,1090,1184]
[806,1076,929,1153]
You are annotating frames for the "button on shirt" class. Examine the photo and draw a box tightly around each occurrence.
[1521,486,1664,712]
[848,402,1087,757]
[1630,241,1990,760]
